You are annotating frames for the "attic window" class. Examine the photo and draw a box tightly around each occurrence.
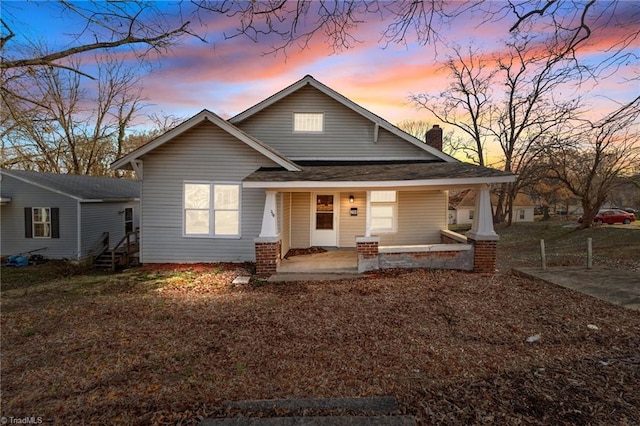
[294,113,323,133]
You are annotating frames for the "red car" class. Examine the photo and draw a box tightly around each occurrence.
[592,209,636,225]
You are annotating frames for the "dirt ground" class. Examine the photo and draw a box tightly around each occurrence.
[1,221,639,424]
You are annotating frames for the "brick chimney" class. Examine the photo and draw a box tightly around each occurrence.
[425,125,443,151]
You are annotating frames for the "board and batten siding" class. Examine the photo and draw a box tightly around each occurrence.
[339,191,366,247]
[290,192,311,248]
[139,120,280,263]
[378,190,447,246]
[0,174,79,259]
[236,85,436,160]
[80,201,139,258]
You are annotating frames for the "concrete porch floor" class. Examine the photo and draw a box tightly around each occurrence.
[278,249,358,273]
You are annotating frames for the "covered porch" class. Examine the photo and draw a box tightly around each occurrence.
[245,162,515,275]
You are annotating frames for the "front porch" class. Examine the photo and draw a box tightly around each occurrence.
[278,249,358,273]
[245,162,512,276]
[253,186,500,276]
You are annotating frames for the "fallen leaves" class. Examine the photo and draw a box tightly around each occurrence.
[1,265,639,424]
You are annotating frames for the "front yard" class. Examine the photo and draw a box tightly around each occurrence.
[1,222,639,424]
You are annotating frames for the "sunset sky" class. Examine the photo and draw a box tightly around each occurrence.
[4,1,639,132]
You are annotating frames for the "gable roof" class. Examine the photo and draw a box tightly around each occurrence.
[111,110,300,172]
[229,75,456,163]
[0,169,140,202]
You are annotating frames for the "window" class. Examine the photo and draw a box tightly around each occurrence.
[33,207,51,238]
[370,191,397,233]
[184,182,240,237]
[24,207,59,239]
[124,208,134,233]
[294,113,323,132]
[469,209,475,220]
[519,209,525,220]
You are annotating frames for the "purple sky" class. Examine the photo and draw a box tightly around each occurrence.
[5,1,639,132]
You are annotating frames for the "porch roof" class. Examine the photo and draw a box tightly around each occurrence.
[243,161,516,188]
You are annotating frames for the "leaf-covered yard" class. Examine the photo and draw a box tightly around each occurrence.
[1,221,639,424]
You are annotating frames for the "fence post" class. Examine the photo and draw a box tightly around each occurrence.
[587,237,593,269]
[540,239,546,270]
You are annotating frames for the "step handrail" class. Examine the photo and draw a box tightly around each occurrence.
[109,228,140,271]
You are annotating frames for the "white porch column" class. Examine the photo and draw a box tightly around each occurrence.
[259,190,279,238]
[467,185,499,241]
[365,190,372,237]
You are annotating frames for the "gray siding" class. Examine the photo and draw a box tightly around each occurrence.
[139,120,279,263]
[236,85,436,160]
[290,192,311,248]
[339,191,366,247]
[80,201,139,258]
[0,175,79,259]
[378,190,447,246]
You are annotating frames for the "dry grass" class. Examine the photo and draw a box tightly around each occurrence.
[1,222,639,424]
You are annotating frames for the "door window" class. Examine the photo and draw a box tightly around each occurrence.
[124,208,134,233]
[316,195,334,230]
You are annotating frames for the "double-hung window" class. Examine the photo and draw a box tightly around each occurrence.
[24,207,59,239]
[369,191,397,233]
[33,207,51,238]
[183,182,240,237]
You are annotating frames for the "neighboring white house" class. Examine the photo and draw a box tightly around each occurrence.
[0,169,139,262]
[449,189,536,225]
[111,75,515,274]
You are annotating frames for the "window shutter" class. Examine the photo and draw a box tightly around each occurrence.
[24,207,33,238]
[51,208,60,239]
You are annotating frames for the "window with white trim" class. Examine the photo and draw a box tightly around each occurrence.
[294,113,324,132]
[468,209,475,220]
[370,191,397,233]
[184,182,240,237]
[519,209,525,220]
[33,207,51,238]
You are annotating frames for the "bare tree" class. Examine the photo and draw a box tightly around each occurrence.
[411,46,496,166]
[545,97,640,228]
[1,2,192,74]
[1,55,145,175]
[411,33,583,224]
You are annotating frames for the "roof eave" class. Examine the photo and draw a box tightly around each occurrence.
[0,170,83,201]
[110,110,300,172]
[243,175,517,189]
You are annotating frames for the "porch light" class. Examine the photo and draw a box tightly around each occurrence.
[349,195,355,203]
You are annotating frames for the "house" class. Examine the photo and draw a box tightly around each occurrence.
[449,189,535,225]
[0,169,140,263]
[111,75,515,274]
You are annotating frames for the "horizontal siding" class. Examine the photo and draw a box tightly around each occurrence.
[339,191,366,247]
[379,190,447,246]
[290,192,310,248]
[236,85,435,160]
[80,201,140,257]
[0,175,79,259]
[140,121,279,263]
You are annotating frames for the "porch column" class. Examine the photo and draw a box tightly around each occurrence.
[255,191,281,275]
[356,236,379,273]
[467,185,499,274]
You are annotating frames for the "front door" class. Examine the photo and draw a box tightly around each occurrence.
[311,193,338,246]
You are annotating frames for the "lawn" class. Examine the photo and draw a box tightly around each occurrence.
[1,221,639,424]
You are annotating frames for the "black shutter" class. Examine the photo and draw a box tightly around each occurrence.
[24,207,33,238]
[51,208,60,239]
